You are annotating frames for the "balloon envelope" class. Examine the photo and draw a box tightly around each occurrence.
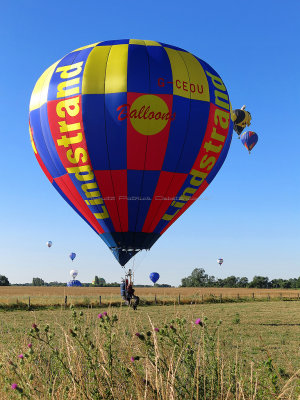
[240,131,258,152]
[70,269,78,279]
[150,272,160,284]
[29,39,233,266]
[69,253,76,261]
[46,241,52,248]
[67,280,82,287]
[217,258,223,266]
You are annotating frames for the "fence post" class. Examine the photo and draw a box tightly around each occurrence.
[202,294,204,304]
[298,293,299,300]
[268,294,270,301]
[28,296,31,309]
[237,293,240,300]
[178,294,181,305]
[252,293,255,300]
[155,294,157,305]
[220,294,222,303]
[280,293,282,300]
[64,296,67,308]
[99,296,101,306]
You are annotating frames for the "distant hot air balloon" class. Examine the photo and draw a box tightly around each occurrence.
[149,272,160,284]
[231,107,251,137]
[69,253,76,262]
[29,39,233,266]
[217,258,223,266]
[70,269,78,279]
[46,241,52,248]
[240,131,258,153]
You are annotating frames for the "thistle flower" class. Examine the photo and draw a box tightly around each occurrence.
[97,313,103,319]
[130,356,135,362]
[18,354,24,359]
[154,328,159,332]
[28,343,32,348]
[195,318,203,326]
[103,311,107,316]
[11,383,18,390]
[135,332,140,337]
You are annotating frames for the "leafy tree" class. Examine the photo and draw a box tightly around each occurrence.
[32,277,45,286]
[98,277,106,287]
[222,276,238,288]
[94,276,100,285]
[181,268,208,287]
[238,277,249,288]
[0,275,10,286]
[249,276,270,289]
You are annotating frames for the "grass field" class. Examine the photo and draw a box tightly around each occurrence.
[0,287,300,308]
[0,300,299,399]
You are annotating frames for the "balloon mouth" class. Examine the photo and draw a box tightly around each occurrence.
[102,232,160,266]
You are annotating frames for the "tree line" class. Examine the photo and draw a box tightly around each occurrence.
[0,275,171,287]
[2,268,299,289]
[181,268,300,289]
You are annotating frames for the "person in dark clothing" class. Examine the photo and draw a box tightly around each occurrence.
[126,284,139,310]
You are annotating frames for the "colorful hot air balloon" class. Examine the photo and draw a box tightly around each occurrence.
[69,252,76,261]
[29,39,233,266]
[46,241,52,248]
[217,258,223,266]
[240,131,258,153]
[231,107,251,136]
[149,272,160,284]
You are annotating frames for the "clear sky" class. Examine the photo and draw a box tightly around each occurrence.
[0,0,299,285]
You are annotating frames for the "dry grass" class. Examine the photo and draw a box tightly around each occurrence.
[0,287,299,307]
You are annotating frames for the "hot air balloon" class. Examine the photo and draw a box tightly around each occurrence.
[46,241,52,248]
[67,269,81,286]
[217,258,223,266]
[231,106,251,137]
[149,272,160,284]
[70,269,78,279]
[69,252,76,261]
[240,131,258,153]
[29,39,233,266]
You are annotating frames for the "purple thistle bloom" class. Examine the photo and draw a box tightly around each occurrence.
[32,323,37,329]
[18,354,24,359]
[154,328,159,332]
[195,318,203,326]
[11,384,18,390]
[130,356,135,362]
[170,325,174,329]
[103,312,107,316]
[97,313,103,319]
[28,343,32,348]
[135,332,140,337]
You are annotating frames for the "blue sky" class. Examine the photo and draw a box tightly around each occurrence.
[0,0,299,285]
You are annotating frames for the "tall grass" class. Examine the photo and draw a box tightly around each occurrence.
[0,307,299,399]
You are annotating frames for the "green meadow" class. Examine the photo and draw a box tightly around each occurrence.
[0,301,299,399]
